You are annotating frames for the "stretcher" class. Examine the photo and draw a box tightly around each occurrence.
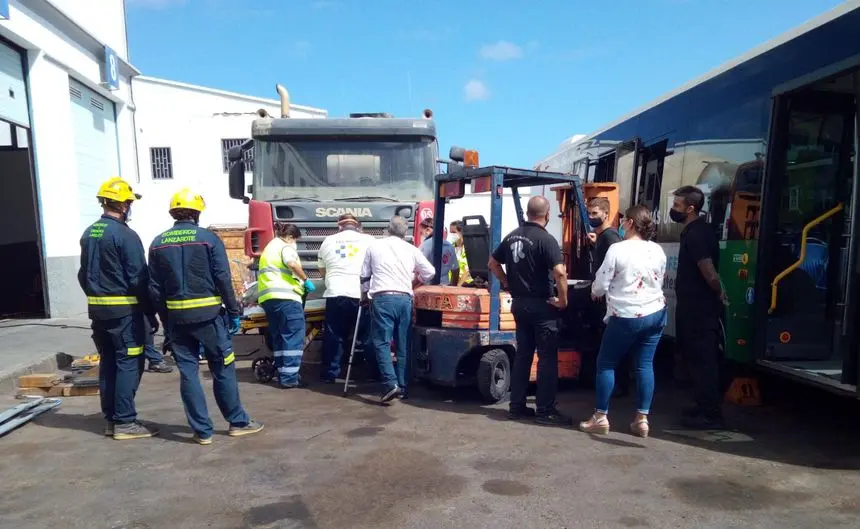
[232,299,327,383]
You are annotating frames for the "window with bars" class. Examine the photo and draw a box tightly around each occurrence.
[221,138,254,173]
[150,147,174,180]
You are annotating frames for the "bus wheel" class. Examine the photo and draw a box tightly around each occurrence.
[477,348,510,403]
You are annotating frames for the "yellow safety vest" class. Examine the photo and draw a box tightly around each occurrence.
[455,245,470,285]
[257,238,304,304]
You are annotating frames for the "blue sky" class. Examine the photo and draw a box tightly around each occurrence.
[126,0,845,168]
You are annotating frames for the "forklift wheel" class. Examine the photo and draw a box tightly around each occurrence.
[253,357,276,384]
[477,348,511,403]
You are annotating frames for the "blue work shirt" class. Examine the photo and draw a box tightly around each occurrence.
[148,221,240,326]
[78,215,154,321]
[420,236,458,286]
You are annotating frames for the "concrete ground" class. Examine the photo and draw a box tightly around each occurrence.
[1,362,860,529]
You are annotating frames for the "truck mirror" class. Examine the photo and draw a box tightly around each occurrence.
[228,160,247,202]
[227,145,243,162]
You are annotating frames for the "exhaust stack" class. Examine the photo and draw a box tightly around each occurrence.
[275,84,290,118]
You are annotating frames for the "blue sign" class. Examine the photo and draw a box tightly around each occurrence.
[103,46,119,90]
[0,0,9,20]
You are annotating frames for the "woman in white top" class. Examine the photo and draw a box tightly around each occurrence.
[579,205,667,438]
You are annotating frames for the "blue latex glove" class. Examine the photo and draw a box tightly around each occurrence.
[303,278,316,293]
[228,316,242,336]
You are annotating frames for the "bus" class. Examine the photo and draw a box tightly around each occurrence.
[535,1,860,397]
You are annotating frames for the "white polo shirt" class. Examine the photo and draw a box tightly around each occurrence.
[317,228,376,299]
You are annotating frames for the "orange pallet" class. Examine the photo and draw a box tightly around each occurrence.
[529,349,581,382]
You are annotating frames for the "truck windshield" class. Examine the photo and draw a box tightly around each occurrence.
[254,137,436,202]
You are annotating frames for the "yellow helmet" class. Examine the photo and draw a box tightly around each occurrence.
[96,177,141,203]
[169,188,206,212]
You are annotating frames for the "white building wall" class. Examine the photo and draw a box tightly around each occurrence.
[132,76,327,249]
[0,0,138,317]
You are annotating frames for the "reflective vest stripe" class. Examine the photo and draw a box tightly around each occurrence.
[257,238,303,304]
[87,295,138,306]
[224,352,235,366]
[127,346,144,357]
[165,296,222,310]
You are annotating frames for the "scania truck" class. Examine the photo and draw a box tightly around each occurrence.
[227,84,439,298]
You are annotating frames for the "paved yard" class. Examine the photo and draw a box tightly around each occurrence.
[1,364,860,529]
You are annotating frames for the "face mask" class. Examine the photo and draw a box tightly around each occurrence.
[617,225,625,239]
[669,209,687,223]
[588,217,604,229]
[123,204,132,223]
[448,234,460,244]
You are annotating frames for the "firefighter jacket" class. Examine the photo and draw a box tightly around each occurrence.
[78,215,154,321]
[147,221,240,326]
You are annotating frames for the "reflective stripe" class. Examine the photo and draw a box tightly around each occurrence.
[274,349,303,358]
[127,346,144,357]
[223,352,235,366]
[258,266,283,275]
[165,296,222,310]
[278,366,301,374]
[87,295,138,306]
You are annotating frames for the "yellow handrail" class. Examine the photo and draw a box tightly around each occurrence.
[769,202,844,314]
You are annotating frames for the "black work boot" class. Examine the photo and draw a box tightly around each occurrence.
[507,406,536,421]
[535,408,572,427]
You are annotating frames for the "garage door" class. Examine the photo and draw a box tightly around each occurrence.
[0,41,29,127]
[70,78,120,234]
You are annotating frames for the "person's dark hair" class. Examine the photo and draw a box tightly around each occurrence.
[673,185,705,214]
[587,196,611,214]
[450,220,464,233]
[338,213,360,230]
[420,217,434,229]
[624,205,657,241]
[170,208,199,223]
[275,222,301,239]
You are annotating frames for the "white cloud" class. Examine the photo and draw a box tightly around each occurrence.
[464,80,489,102]
[479,40,524,61]
[126,0,187,8]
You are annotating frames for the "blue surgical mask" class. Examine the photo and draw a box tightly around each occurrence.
[617,225,625,239]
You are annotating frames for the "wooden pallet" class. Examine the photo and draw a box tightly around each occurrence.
[16,367,100,398]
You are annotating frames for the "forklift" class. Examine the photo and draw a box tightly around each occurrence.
[411,163,594,402]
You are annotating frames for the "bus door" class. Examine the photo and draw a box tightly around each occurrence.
[755,85,858,388]
[613,138,641,210]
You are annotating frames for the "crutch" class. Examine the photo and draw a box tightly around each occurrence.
[342,305,363,397]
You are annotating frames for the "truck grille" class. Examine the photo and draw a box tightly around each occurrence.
[303,226,387,237]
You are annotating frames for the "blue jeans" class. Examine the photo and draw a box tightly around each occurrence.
[144,344,165,365]
[594,308,667,415]
[169,315,250,438]
[91,314,146,424]
[262,298,306,387]
[321,296,370,381]
[370,293,412,395]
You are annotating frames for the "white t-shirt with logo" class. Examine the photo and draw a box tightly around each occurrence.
[317,229,376,299]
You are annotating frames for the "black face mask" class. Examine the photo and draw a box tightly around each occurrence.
[588,217,604,228]
[669,209,687,223]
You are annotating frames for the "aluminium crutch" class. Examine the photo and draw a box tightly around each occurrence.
[342,305,364,396]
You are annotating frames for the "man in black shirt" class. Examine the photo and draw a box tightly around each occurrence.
[670,185,728,429]
[587,197,622,273]
[489,196,569,425]
[586,197,626,396]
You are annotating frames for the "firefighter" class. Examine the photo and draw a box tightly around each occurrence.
[258,222,314,388]
[78,177,158,441]
[148,188,263,445]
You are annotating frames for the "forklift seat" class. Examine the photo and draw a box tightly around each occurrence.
[461,215,490,282]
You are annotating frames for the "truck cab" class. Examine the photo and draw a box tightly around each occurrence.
[227,85,438,298]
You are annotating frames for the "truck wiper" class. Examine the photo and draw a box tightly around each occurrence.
[274,197,320,202]
[333,196,397,202]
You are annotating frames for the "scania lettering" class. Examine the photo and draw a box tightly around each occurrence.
[314,207,373,218]
[228,83,445,299]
